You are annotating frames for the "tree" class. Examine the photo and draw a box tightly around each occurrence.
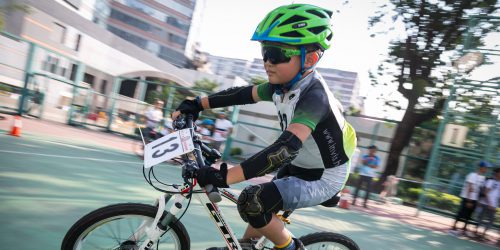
[369,0,498,185]
[194,78,218,92]
[250,76,268,85]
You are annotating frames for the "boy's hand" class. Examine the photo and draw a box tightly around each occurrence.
[196,163,229,188]
[174,98,203,120]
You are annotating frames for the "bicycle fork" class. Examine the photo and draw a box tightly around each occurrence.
[137,193,181,249]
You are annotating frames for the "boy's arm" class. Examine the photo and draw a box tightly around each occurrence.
[226,123,311,185]
[200,84,271,109]
[172,85,264,120]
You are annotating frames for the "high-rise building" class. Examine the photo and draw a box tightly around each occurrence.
[207,54,250,79]
[246,58,266,81]
[208,53,363,110]
[91,0,196,67]
[316,67,362,111]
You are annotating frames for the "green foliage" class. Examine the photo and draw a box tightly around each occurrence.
[230,147,242,156]
[0,83,14,92]
[368,0,498,180]
[194,78,218,92]
[250,76,267,85]
[401,187,461,212]
[346,106,362,116]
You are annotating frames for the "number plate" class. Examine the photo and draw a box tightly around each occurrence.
[144,129,194,169]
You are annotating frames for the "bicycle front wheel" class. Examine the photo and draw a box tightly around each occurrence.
[300,232,359,250]
[61,203,190,250]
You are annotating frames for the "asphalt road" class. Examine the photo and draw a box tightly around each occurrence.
[0,133,496,250]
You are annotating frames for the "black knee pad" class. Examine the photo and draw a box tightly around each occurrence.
[237,183,283,228]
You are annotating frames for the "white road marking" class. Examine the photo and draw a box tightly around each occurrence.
[0,149,141,165]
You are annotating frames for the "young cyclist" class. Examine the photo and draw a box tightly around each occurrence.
[172,4,357,250]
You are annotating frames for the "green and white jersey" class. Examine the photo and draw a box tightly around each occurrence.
[257,71,357,170]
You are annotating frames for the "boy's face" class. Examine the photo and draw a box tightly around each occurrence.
[261,42,304,84]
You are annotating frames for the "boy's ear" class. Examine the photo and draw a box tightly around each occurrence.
[304,52,319,68]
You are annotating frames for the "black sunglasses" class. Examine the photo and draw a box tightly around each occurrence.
[261,45,301,64]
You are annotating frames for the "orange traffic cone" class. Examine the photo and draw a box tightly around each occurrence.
[9,115,22,137]
[338,187,351,209]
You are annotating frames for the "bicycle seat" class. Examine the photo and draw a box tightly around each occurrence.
[320,194,340,207]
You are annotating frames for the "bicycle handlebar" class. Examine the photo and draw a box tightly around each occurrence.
[182,114,222,203]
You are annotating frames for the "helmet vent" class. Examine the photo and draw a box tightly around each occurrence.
[278,15,308,27]
[306,9,327,19]
[270,14,284,26]
[281,31,304,38]
[307,26,326,35]
[326,32,333,41]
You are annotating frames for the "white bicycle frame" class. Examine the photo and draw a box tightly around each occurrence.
[138,184,278,250]
[136,121,288,250]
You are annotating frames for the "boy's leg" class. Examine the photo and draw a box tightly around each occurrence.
[242,225,261,239]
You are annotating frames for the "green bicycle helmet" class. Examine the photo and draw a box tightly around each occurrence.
[251,4,333,50]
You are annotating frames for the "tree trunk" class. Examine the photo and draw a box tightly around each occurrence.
[376,107,418,190]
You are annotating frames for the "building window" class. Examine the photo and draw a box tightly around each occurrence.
[169,33,186,46]
[69,64,77,81]
[100,80,108,94]
[42,55,59,74]
[64,0,81,10]
[83,73,95,87]
[74,34,81,51]
[107,25,148,49]
[52,23,67,44]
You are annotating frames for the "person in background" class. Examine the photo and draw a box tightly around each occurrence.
[378,175,399,204]
[144,99,164,140]
[449,160,490,236]
[350,138,361,174]
[352,145,380,208]
[212,111,233,151]
[475,167,500,239]
[197,118,215,144]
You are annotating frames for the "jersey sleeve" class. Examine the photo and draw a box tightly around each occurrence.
[290,88,329,130]
[256,82,274,101]
[465,173,474,184]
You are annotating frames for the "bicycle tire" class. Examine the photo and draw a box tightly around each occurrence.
[300,231,359,250]
[61,203,190,250]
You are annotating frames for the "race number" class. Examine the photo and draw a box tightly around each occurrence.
[144,129,194,169]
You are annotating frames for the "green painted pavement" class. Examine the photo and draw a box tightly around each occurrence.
[0,134,495,250]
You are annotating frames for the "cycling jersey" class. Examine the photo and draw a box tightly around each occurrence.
[257,71,357,172]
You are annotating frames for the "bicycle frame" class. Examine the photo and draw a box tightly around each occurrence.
[138,184,275,250]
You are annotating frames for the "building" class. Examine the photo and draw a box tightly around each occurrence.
[317,67,362,111]
[246,58,266,82]
[1,0,247,127]
[206,54,250,79]
[208,54,363,110]
[94,0,196,67]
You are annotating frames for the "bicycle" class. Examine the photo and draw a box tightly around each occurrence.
[62,115,360,250]
[133,126,161,159]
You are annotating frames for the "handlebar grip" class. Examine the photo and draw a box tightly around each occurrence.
[205,184,222,203]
